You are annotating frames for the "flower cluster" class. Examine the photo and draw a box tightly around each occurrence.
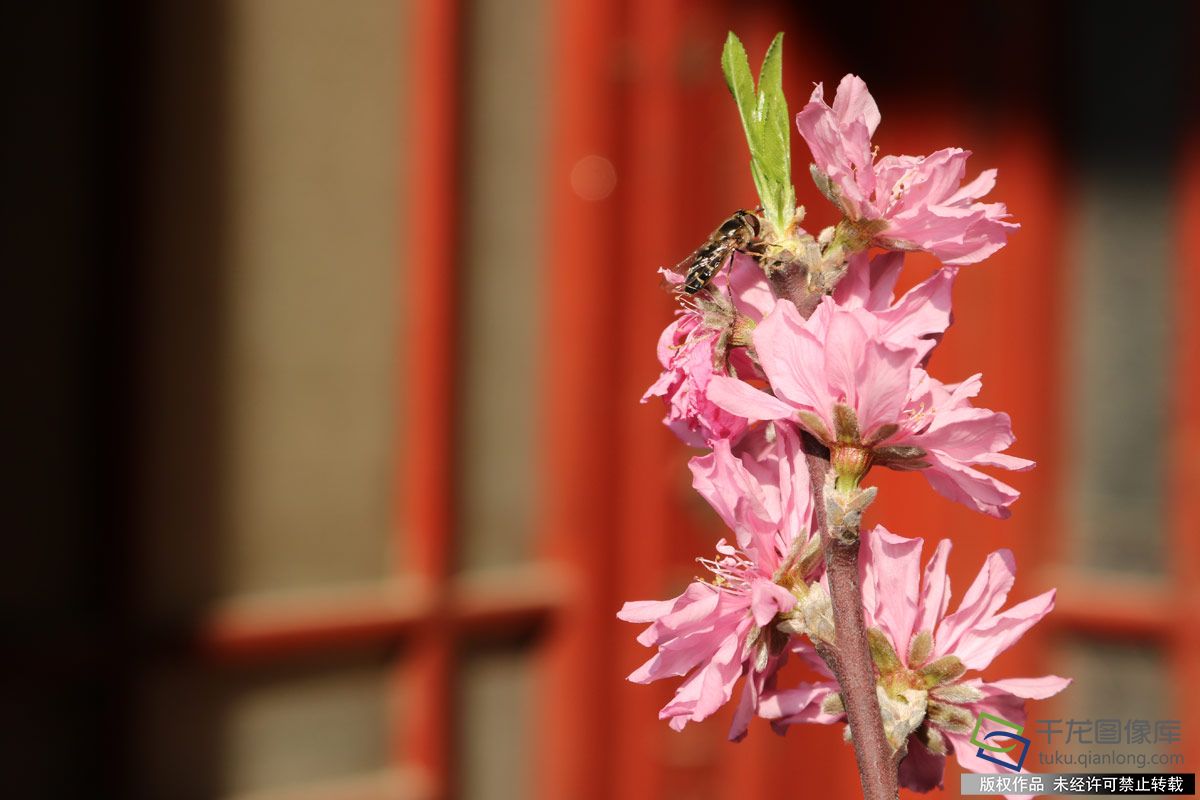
[707,255,1033,518]
[622,65,1066,796]
[761,527,1068,791]
[796,74,1018,265]
[619,422,823,739]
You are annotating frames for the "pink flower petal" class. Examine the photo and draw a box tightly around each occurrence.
[861,526,924,651]
[618,598,680,624]
[921,451,1023,519]
[913,538,953,647]
[758,682,841,726]
[750,579,797,626]
[952,589,1057,671]
[854,340,922,438]
[877,267,955,359]
[983,675,1072,700]
[897,735,947,793]
[706,375,796,422]
[831,74,881,134]
[753,300,836,416]
[935,549,1016,657]
[833,251,904,310]
[823,309,873,409]
[918,406,1019,462]
[726,251,776,323]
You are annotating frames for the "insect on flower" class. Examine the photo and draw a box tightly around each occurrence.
[674,209,766,294]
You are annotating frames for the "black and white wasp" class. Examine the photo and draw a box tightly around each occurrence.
[674,209,766,295]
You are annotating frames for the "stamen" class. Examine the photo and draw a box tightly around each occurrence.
[695,546,757,593]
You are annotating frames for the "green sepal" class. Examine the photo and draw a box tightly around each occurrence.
[867,627,903,674]
[919,655,967,688]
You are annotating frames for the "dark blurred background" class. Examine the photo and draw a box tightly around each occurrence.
[5,1,1199,798]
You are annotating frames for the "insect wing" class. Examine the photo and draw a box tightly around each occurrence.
[683,241,733,294]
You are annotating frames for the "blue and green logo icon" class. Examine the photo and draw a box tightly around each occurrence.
[970,712,1030,771]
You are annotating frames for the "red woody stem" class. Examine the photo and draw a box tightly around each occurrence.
[804,434,899,800]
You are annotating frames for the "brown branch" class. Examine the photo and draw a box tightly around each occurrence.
[803,433,898,800]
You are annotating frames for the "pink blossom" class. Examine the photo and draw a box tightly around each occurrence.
[706,288,1033,518]
[643,313,747,447]
[832,251,955,361]
[762,526,1069,795]
[796,74,1017,265]
[643,253,776,447]
[617,422,819,738]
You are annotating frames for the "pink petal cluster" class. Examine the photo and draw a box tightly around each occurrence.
[643,311,747,447]
[707,264,1033,517]
[762,526,1069,794]
[832,250,954,359]
[832,251,948,341]
[796,74,1018,265]
[627,58,1058,762]
[617,422,817,738]
[643,252,776,447]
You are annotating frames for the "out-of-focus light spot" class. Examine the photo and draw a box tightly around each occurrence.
[570,155,617,201]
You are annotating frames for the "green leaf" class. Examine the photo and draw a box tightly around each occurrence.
[721,32,756,140]
[720,31,796,237]
[753,33,790,183]
[749,159,771,219]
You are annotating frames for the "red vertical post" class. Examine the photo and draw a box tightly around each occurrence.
[398,0,460,795]
[1171,137,1200,774]
[534,0,623,798]
[611,1,682,798]
[871,110,1069,796]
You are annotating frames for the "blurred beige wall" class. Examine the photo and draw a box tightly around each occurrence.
[137,1,407,796]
